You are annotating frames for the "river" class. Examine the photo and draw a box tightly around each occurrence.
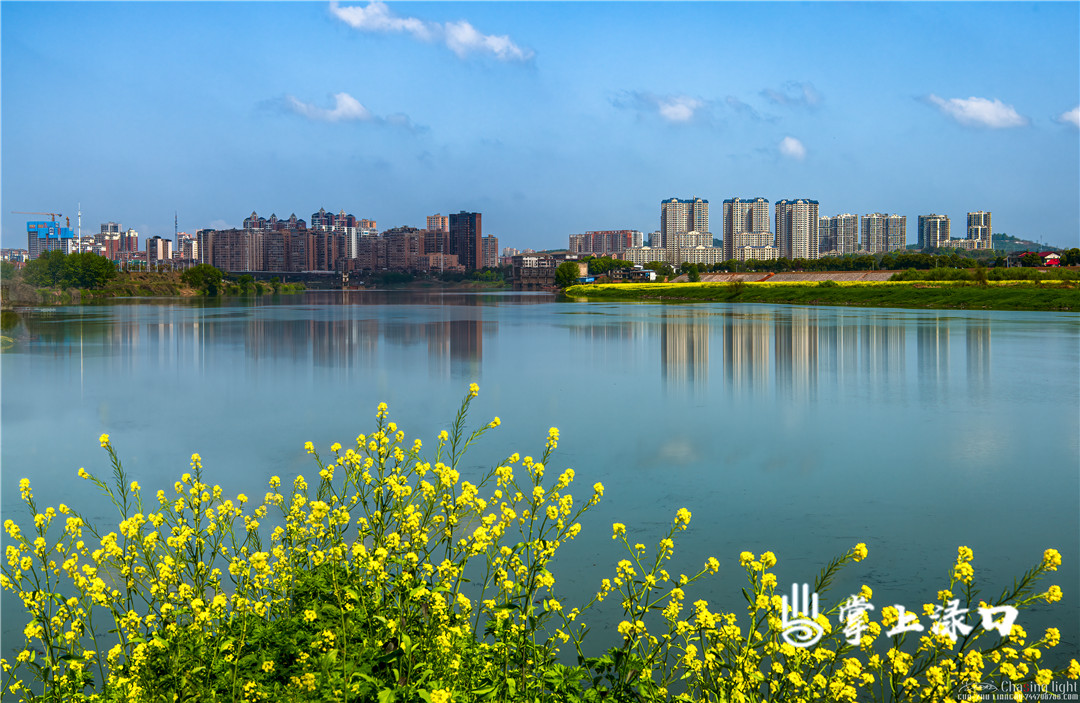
[2,291,1077,664]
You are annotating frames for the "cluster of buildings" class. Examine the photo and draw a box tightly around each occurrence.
[565,198,993,267]
[11,198,996,276]
[12,218,198,267]
[197,209,499,274]
[13,209,503,274]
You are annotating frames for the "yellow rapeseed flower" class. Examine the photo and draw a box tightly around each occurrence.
[99,434,110,448]
[853,543,869,562]
[612,523,626,539]
[1045,585,1063,603]
[1043,549,1062,571]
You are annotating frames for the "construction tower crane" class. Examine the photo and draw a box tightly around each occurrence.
[12,211,63,222]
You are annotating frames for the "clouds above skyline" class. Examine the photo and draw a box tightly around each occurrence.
[280,92,423,132]
[778,137,807,161]
[613,92,708,124]
[925,95,1029,129]
[1059,106,1080,129]
[1,2,1077,250]
[761,82,821,109]
[329,1,533,62]
[286,93,373,122]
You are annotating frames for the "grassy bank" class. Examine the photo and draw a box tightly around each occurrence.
[1,272,306,308]
[2,389,1074,701]
[565,280,1079,311]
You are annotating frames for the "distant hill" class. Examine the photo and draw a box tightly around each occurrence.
[993,233,1059,253]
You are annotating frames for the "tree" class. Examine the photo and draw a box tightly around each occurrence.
[21,251,117,289]
[554,261,581,288]
[1019,253,1042,268]
[644,261,674,279]
[687,264,701,282]
[181,264,224,295]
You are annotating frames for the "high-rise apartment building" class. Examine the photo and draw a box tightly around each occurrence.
[481,235,499,269]
[775,199,820,260]
[27,221,76,259]
[567,230,644,256]
[660,197,709,250]
[427,214,449,233]
[967,211,992,250]
[146,235,173,262]
[860,214,906,254]
[121,229,139,253]
[176,233,198,260]
[819,214,859,255]
[723,197,771,261]
[918,214,951,250]
[449,211,482,270]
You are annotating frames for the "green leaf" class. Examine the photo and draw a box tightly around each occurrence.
[377,689,397,703]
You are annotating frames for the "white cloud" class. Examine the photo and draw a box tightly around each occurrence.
[656,96,704,123]
[444,20,532,61]
[286,92,373,122]
[779,136,806,160]
[926,94,1029,128]
[1058,106,1080,129]
[329,1,533,62]
[329,0,431,39]
[613,92,706,123]
[762,81,821,108]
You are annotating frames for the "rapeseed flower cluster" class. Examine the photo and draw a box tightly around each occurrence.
[1,387,1074,702]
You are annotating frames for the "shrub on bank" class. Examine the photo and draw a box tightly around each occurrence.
[2,389,1076,702]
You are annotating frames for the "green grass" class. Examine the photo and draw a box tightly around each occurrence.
[565,281,1079,311]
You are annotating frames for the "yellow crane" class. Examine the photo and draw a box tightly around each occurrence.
[12,211,63,223]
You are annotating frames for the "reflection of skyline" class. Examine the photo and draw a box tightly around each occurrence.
[660,309,709,384]
[10,296,501,382]
[652,308,993,397]
[9,301,1001,395]
[774,310,818,400]
[723,314,770,393]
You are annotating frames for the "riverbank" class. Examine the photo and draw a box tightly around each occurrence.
[565,280,1079,311]
[1,271,307,308]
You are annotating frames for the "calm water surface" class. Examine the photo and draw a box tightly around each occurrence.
[2,291,1078,663]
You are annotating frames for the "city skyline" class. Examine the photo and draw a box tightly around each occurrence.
[2,2,1078,250]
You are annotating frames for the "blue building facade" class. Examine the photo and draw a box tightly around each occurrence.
[27,221,75,259]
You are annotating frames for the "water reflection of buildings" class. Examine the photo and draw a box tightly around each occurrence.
[660,309,709,384]
[774,309,819,399]
[179,301,489,380]
[650,308,995,398]
[917,316,951,401]
[723,314,770,392]
[966,320,991,399]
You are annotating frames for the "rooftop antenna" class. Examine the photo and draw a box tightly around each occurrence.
[77,203,82,237]
[175,211,178,243]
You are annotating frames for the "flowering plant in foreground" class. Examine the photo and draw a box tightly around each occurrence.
[1,386,1075,702]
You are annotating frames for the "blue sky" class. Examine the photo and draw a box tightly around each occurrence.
[2,1,1078,251]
